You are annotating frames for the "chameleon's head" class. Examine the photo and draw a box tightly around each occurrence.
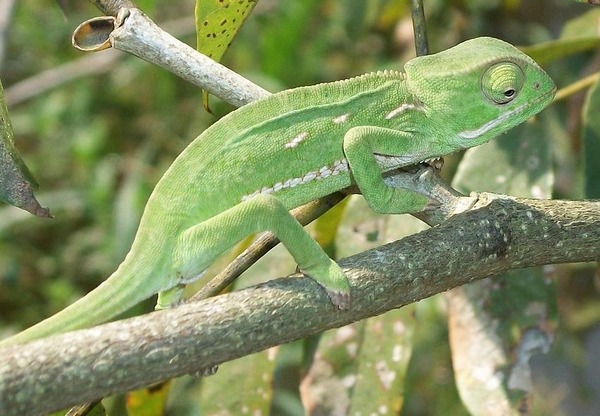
[404,37,556,148]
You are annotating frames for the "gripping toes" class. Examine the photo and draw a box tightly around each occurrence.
[301,259,351,310]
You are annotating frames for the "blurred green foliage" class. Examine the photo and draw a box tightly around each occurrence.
[2,0,600,415]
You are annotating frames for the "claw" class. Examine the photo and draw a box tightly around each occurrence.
[191,365,219,378]
[326,288,352,310]
[421,157,444,170]
[297,264,352,310]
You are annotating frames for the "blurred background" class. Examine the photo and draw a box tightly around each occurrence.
[1,1,599,415]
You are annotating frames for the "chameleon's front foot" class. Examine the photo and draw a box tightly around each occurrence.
[301,260,351,310]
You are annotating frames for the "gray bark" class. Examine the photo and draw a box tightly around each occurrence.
[0,195,598,415]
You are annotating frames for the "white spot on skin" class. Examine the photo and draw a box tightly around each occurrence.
[241,159,349,201]
[302,171,317,183]
[385,103,417,119]
[319,166,332,178]
[284,131,308,149]
[332,113,350,124]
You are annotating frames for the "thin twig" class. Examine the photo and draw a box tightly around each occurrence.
[88,0,136,16]
[553,71,600,102]
[107,8,269,107]
[410,0,429,56]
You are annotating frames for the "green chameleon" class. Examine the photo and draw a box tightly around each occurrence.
[1,37,555,346]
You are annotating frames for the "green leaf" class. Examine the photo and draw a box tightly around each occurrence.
[521,37,600,65]
[561,7,600,38]
[582,77,600,198]
[298,196,424,414]
[521,9,600,65]
[453,118,553,198]
[449,118,557,415]
[301,307,416,415]
[195,0,259,110]
[198,349,276,414]
[313,197,349,255]
[195,0,258,60]
[447,269,557,416]
[0,78,50,217]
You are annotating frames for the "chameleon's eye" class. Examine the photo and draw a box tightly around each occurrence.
[481,62,525,105]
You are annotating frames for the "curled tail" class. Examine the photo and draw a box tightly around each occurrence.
[0,252,171,347]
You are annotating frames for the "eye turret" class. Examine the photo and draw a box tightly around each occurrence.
[481,62,524,105]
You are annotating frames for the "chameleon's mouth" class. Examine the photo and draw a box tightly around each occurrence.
[458,86,556,140]
[373,85,555,174]
[374,154,445,174]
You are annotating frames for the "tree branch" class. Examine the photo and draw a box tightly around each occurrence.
[71,8,269,107]
[0,196,598,415]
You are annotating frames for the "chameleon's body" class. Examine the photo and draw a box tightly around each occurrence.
[1,37,555,346]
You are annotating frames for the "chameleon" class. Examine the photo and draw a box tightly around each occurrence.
[0,37,555,346]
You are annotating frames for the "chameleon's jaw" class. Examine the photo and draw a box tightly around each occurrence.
[457,85,556,141]
[374,154,445,174]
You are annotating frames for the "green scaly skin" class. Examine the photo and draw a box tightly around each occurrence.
[0,37,555,346]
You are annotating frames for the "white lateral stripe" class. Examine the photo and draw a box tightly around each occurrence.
[385,103,417,119]
[284,132,309,149]
[241,159,349,202]
[458,102,527,139]
[332,113,350,124]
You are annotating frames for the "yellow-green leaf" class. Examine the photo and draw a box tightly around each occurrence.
[582,77,600,198]
[126,380,171,416]
[195,0,259,110]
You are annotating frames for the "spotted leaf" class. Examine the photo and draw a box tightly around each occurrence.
[195,0,259,111]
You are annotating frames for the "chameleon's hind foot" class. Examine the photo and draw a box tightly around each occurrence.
[301,260,351,310]
[156,284,185,310]
[325,287,351,310]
